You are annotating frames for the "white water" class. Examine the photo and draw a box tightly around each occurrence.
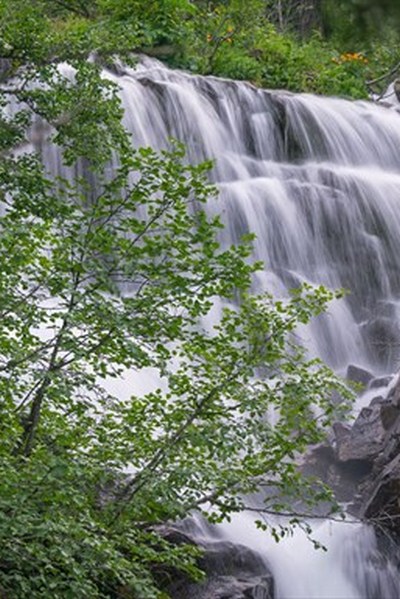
[45,58,400,597]
[219,513,400,599]
[112,58,400,376]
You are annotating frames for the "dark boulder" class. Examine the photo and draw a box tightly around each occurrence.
[346,364,374,388]
[301,441,370,505]
[171,574,273,599]
[159,528,274,599]
[369,375,393,390]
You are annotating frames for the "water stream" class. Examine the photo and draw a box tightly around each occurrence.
[46,58,400,596]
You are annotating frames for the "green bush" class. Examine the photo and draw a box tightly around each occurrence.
[177,5,398,100]
[212,46,263,81]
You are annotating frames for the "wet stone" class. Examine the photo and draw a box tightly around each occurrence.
[346,364,374,388]
[370,376,394,390]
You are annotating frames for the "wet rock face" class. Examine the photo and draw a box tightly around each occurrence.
[362,454,400,530]
[362,317,400,369]
[327,374,400,536]
[302,374,400,532]
[357,379,400,535]
[334,403,386,464]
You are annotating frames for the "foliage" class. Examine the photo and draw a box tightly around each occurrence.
[174,1,393,98]
[321,0,400,45]
[0,1,357,597]
[0,0,194,68]
[0,127,350,597]
[1,0,399,99]
[186,9,398,98]
[185,1,400,98]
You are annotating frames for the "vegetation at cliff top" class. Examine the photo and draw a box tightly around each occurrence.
[2,0,399,99]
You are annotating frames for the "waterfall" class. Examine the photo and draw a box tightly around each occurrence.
[109,58,400,374]
[43,58,400,596]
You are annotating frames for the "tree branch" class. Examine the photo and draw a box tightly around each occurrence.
[110,364,245,525]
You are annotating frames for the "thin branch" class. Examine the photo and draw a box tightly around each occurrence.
[14,379,43,413]
[17,265,84,455]
[366,61,400,87]
[0,337,55,373]
[242,506,352,524]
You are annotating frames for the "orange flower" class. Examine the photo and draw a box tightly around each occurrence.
[339,51,367,63]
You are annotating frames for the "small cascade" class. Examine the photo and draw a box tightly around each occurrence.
[220,514,400,599]
[41,58,400,596]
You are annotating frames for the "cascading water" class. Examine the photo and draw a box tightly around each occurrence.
[112,57,400,375]
[44,58,400,596]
